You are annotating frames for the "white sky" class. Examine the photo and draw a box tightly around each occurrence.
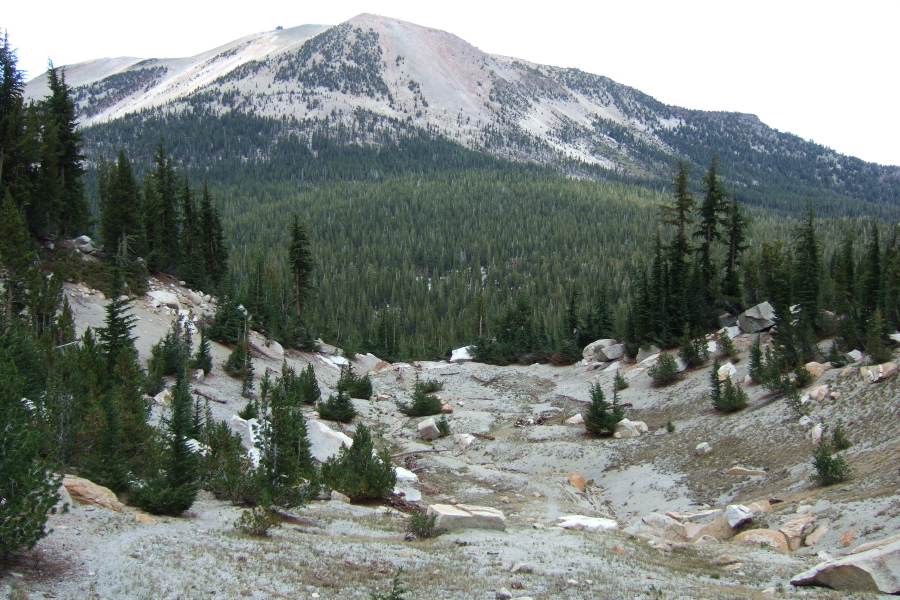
[4,1,898,165]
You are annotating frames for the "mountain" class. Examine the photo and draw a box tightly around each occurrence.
[25,14,900,209]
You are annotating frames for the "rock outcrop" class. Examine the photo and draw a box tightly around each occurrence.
[860,362,898,384]
[791,538,900,593]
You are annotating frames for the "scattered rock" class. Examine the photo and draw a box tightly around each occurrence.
[804,361,831,381]
[733,529,789,551]
[330,490,351,503]
[808,384,830,401]
[395,467,419,483]
[439,398,454,414]
[840,530,858,547]
[860,362,898,384]
[738,301,776,333]
[714,554,740,565]
[598,343,625,362]
[790,538,900,593]
[612,544,627,555]
[557,515,618,532]
[583,339,617,361]
[427,504,506,532]
[727,467,766,476]
[153,388,173,406]
[613,418,645,439]
[454,433,476,451]
[779,514,816,551]
[496,588,513,600]
[695,442,712,456]
[810,423,824,444]
[62,476,124,512]
[717,362,738,381]
[726,505,754,528]
[307,420,353,462]
[146,290,181,310]
[418,418,441,441]
[565,413,584,425]
[568,472,586,492]
[804,523,829,547]
[845,349,864,363]
[135,513,156,524]
[190,368,205,383]
[636,345,662,363]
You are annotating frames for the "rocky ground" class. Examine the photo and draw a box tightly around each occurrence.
[2,277,899,600]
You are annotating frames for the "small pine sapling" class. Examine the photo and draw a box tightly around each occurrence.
[832,419,852,450]
[321,424,395,501]
[811,434,851,486]
[614,370,629,391]
[648,353,680,385]
[317,390,357,423]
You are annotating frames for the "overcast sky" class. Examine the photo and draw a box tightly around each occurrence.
[4,1,897,165]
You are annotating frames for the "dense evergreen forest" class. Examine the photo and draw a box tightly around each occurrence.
[76,105,900,361]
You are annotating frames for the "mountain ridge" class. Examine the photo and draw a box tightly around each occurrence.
[24,14,900,203]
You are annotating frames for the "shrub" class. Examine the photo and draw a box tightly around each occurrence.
[614,370,629,391]
[719,330,738,362]
[397,388,442,417]
[237,398,258,420]
[678,332,708,368]
[719,378,749,412]
[436,415,451,437]
[584,382,624,436]
[234,506,281,536]
[299,364,321,405]
[337,366,373,399]
[322,424,396,501]
[811,436,851,486]
[369,570,409,600]
[648,353,680,385]
[666,420,676,433]
[415,378,443,394]
[826,341,845,368]
[317,390,357,423]
[406,510,438,539]
[832,419,852,450]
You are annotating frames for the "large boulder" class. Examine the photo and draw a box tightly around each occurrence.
[636,345,662,363]
[146,290,181,310]
[733,529,789,551]
[426,503,506,532]
[418,418,441,441]
[582,339,617,361]
[790,538,900,593]
[598,343,625,362]
[726,504,753,528]
[804,361,832,381]
[307,419,353,462]
[738,301,776,333]
[62,475,123,512]
[613,418,646,439]
[780,514,817,551]
[860,362,898,384]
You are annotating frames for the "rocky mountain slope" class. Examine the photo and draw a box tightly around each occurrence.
[24,14,900,205]
[5,273,898,599]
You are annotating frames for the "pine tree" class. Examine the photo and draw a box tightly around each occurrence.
[189,325,214,375]
[99,150,144,260]
[584,381,623,435]
[721,196,750,308]
[132,370,200,516]
[96,264,137,372]
[199,180,228,288]
[298,363,321,405]
[792,202,821,331]
[694,155,726,311]
[321,423,395,501]
[0,331,61,558]
[40,64,88,235]
[710,356,723,409]
[288,214,314,318]
[0,190,36,330]
[143,142,181,273]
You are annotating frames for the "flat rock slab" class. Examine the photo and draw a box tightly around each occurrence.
[791,539,900,593]
[427,503,506,531]
[733,529,789,551]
